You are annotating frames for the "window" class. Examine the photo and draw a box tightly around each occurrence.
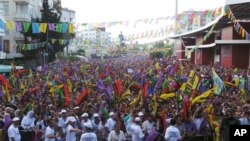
[3,40,10,53]
[1,1,9,14]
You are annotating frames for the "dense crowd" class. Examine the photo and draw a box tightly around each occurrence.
[0,55,250,141]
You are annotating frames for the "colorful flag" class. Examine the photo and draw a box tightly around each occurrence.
[40,23,48,33]
[212,69,224,95]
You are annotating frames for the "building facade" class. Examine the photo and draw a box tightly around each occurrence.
[172,0,250,68]
[0,3,5,59]
[0,0,43,59]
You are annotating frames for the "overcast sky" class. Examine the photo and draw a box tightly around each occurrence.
[61,0,226,23]
[61,0,226,43]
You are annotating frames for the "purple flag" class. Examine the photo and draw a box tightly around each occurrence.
[144,130,159,141]
[48,23,55,31]
[154,72,164,91]
[15,22,23,31]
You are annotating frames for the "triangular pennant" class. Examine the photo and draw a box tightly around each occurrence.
[62,23,68,33]
[6,20,15,30]
[32,23,40,33]
[23,22,31,32]
[40,23,48,33]
[48,23,55,31]
[51,39,56,44]
[15,22,23,32]
[56,23,63,32]
[68,23,74,33]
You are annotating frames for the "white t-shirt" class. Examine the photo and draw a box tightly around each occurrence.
[142,120,155,134]
[45,126,55,141]
[108,130,126,141]
[66,124,77,141]
[80,132,97,141]
[8,124,21,141]
[130,123,144,141]
[91,120,103,133]
[165,125,181,141]
[58,117,67,134]
[105,118,116,132]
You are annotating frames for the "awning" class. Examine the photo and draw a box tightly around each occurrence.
[215,40,250,44]
[186,40,250,49]
[0,65,24,73]
[186,43,216,49]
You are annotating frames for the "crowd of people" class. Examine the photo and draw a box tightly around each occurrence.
[0,55,250,141]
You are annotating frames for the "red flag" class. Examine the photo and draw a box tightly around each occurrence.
[0,74,12,89]
[161,109,167,132]
[75,89,89,106]
[115,79,123,96]
[63,84,70,107]
[183,96,190,121]
[143,80,149,97]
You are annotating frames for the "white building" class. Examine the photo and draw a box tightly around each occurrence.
[60,7,75,55]
[0,3,6,59]
[0,0,43,59]
[81,28,111,47]
[61,8,75,23]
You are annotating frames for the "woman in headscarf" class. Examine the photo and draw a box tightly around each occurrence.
[21,111,35,130]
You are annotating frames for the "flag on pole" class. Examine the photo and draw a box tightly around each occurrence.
[212,68,224,95]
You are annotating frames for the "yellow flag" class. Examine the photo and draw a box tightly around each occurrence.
[40,23,48,33]
[155,62,160,70]
[4,85,11,102]
[159,93,175,100]
[69,23,74,33]
[179,83,187,91]
[191,88,215,106]
[119,90,131,102]
[6,20,15,30]
[67,79,72,93]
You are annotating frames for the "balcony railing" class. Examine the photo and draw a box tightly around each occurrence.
[14,0,31,4]
[14,13,31,21]
[14,32,24,40]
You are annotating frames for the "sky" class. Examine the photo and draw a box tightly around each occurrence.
[61,0,226,43]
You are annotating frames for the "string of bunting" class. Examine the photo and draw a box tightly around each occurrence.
[80,7,223,29]
[16,39,70,52]
[225,6,250,40]
[0,20,75,34]
[111,8,223,42]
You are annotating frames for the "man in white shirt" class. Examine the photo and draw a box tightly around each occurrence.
[108,123,126,141]
[57,109,67,134]
[142,114,155,135]
[8,117,21,141]
[81,113,92,132]
[66,116,82,141]
[165,119,181,141]
[130,117,144,141]
[45,118,58,141]
[91,113,103,133]
[105,112,116,133]
[80,122,97,141]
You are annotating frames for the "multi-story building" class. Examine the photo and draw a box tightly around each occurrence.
[0,0,75,59]
[60,7,75,55]
[61,7,75,23]
[81,27,111,47]
[0,0,43,59]
[0,3,6,59]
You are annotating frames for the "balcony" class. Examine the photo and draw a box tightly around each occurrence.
[14,0,31,4]
[14,13,31,21]
[14,32,24,40]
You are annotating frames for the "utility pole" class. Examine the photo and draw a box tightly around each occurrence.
[174,0,178,56]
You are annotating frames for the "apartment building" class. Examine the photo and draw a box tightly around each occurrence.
[0,0,43,59]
